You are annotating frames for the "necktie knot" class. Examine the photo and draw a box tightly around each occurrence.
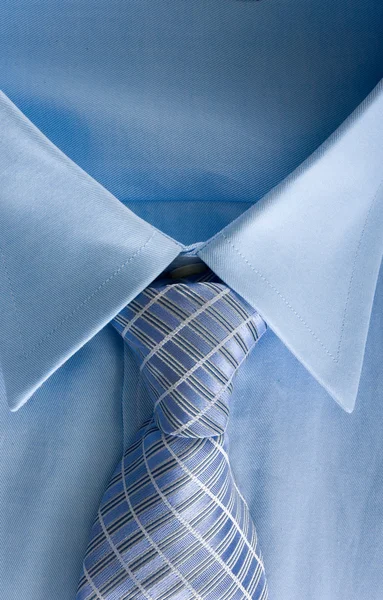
[113,280,266,438]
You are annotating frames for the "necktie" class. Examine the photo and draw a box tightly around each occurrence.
[76,274,268,600]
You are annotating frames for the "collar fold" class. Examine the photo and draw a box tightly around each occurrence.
[0,92,182,411]
[199,80,383,413]
[1,81,382,413]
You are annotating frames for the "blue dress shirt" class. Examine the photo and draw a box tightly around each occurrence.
[0,1,383,598]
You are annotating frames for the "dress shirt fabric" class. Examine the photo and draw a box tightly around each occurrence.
[0,1,383,599]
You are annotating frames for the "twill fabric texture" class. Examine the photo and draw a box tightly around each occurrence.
[76,278,268,600]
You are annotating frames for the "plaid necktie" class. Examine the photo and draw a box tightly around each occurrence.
[76,274,268,600]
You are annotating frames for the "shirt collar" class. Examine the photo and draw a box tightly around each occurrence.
[1,82,382,413]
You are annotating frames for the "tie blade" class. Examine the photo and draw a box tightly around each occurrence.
[79,279,269,598]
[76,422,267,600]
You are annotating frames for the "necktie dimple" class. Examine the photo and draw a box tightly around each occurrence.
[76,275,268,600]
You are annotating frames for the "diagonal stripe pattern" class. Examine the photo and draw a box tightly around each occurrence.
[76,279,268,600]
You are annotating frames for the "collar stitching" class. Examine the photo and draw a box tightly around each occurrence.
[220,232,339,362]
[0,245,26,357]
[220,167,382,365]
[335,177,383,361]
[21,230,158,361]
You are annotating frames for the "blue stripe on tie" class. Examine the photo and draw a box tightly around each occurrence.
[76,278,268,600]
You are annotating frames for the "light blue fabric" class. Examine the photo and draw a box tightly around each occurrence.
[0,1,383,598]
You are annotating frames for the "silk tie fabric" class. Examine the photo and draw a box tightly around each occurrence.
[76,275,268,600]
